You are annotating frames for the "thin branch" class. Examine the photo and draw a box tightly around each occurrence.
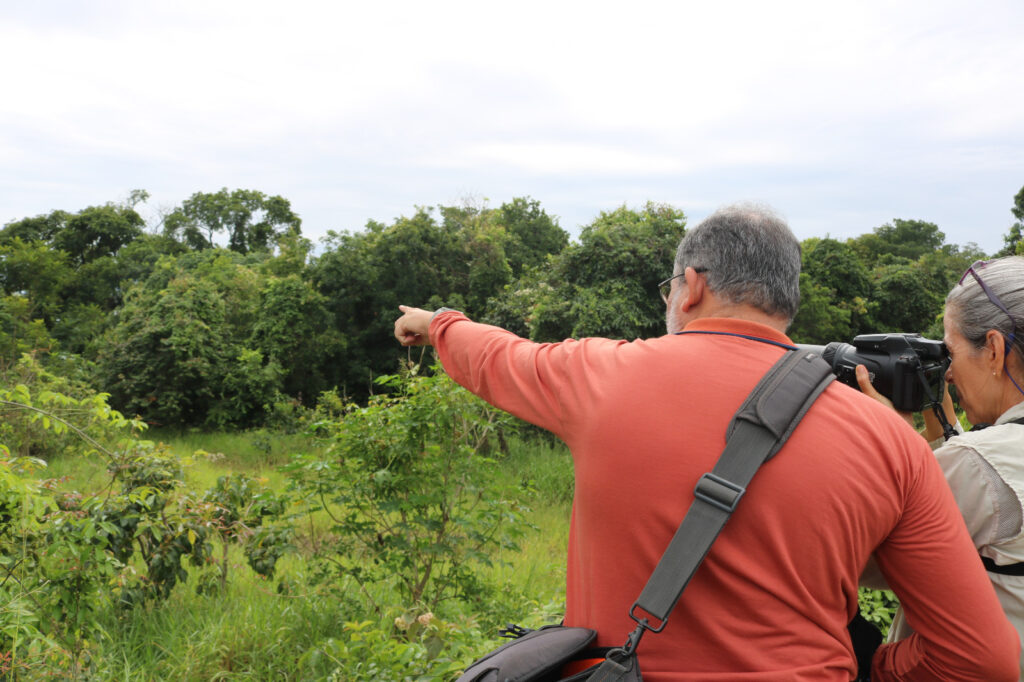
[317,485,342,525]
[0,555,26,588]
[0,400,118,464]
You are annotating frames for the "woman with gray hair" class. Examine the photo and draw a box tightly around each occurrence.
[858,255,1024,678]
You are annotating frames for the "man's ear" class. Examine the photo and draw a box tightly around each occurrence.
[680,266,706,312]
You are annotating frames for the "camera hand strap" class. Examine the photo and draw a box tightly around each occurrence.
[590,349,834,680]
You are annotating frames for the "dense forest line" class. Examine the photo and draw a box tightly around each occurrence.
[2,185,1023,431]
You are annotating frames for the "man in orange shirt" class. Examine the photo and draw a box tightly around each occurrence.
[394,204,1018,680]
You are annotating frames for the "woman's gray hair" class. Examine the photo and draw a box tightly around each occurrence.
[675,203,801,321]
[946,255,1024,360]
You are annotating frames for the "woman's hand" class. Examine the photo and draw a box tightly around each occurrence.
[855,365,916,427]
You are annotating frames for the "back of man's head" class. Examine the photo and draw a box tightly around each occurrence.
[675,203,801,322]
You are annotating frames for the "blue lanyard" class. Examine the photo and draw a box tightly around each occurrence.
[674,330,797,351]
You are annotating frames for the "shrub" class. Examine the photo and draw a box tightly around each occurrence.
[284,368,534,612]
[0,380,294,674]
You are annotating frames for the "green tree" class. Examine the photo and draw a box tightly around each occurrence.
[870,263,944,333]
[497,197,568,277]
[0,297,56,364]
[96,247,327,427]
[1002,225,1023,257]
[184,250,265,336]
[311,209,457,396]
[0,238,73,325]
[484,266,562,339]
[801,238,872,303]
[851,219,945,262]
[0,196,169,360]
[788,273,858,345]
[788,238,872,343]
[99,266,281,428]
[163,188,302,254]
[249,274,336,401]
[50,205,145,266]
[998,184,1024,256]
[260,231,315,278]
[438,203,514,312]
[105,232,188,294]
[2,202,145,267]
[54,235,187,356]
[311,200,560,398]
[100,273,233,425]
[485,202,686,341]
[0,210,69,244]
[913,243,987,338]
[308,228,382,396]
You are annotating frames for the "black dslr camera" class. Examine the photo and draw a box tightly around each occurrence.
[800,333,949,412]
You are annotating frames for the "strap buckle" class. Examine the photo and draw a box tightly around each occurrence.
[694,473,745,513]
[619,618,651,656]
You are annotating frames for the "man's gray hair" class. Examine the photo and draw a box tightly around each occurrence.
[675,203,801,321]
[946,255,1024,361]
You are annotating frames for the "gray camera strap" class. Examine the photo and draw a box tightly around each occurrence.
[590,349,834,681]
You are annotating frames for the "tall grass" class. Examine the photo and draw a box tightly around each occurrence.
[484,435,572,609]
[151,428,311,490]
[95,553,354,680]
[149,428,310,470]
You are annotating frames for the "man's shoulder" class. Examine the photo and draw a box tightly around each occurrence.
[816,379,912,425]
[805,380,932,457]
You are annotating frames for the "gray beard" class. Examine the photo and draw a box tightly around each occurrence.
[665,304,681,335]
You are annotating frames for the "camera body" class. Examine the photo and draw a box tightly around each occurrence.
[800,333,948,411]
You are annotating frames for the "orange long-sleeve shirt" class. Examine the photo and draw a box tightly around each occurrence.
[431,312,1019,681]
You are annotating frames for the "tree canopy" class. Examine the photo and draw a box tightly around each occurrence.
[163,188,302,254]
[2,185,1020,427]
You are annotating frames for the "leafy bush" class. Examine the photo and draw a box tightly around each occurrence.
[301,616,481,682]
[858,587,899,635]
[284,369,533,612]
[0,379,144,672]
[0,353,130,462]
[0,380,294,674]
[201,472,292,585]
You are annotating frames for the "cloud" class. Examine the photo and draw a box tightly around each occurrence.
[436,142,689,175]
[1,0,1022,254]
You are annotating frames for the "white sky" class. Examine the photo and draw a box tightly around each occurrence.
[2,0,1023,255]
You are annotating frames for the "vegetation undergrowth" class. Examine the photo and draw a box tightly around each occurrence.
[1,365,577,680]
